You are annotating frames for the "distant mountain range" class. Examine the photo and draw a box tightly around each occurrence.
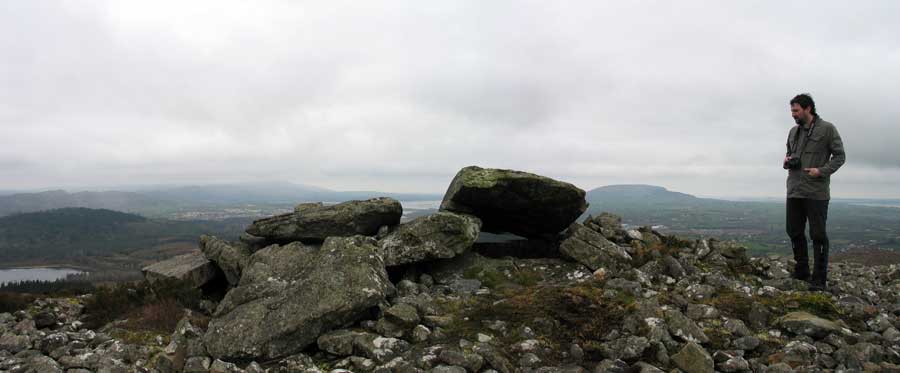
[586,184,706,208]
[0,182,442,217]
[0,190,171,217]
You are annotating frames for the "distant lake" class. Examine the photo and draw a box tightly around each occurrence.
[0,267,83,286]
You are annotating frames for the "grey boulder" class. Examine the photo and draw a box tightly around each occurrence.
[378,211,481,266]
[141,251,219,288]
[199,235,251,286]
[559,223,632,272]
[203,236,395,361]
[439,166,587,238]
[246,197,403,243]
[672,341,714,373]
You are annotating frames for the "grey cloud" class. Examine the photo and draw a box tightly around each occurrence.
[1,1,898,197]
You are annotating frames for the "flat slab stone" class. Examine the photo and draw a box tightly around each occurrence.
[246,197,403,243]
[778,311,844,339]
[141,251,218,288]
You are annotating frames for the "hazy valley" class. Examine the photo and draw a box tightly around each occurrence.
[1,182,898,283]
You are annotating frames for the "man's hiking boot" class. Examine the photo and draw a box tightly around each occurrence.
[792,271,810,281]
[791,265,810,281]
[809,274,827,292]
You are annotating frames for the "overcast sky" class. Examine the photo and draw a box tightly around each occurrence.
[1,1,898,198]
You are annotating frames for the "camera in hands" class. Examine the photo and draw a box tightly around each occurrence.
[783,157,801,170]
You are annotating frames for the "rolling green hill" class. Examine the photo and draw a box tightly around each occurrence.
[0,208,246,262]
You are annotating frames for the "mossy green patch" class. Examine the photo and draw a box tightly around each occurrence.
[703,290,754,321]
[440,281,634,366]
[759,293,842,319]
[704,326,732,350]
[459,168,504,189]
[109,328,169,346]
[462,264,542,289]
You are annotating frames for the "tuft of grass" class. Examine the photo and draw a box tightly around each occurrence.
[702,290,755,322]
[109,328,169,346]
[124,298,185,333]
[82,278,203,330]
[759,292,842,319]
[462,264,542,289]
[0,292,36,313]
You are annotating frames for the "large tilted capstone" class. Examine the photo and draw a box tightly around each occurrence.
[203,236,395,361]
[439,166,587,238]
[377,211,482,267]
[245,197,403,243]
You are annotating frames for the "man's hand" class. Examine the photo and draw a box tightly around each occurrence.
[804,168,821,177]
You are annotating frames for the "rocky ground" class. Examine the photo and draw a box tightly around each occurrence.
[2,167,900,372]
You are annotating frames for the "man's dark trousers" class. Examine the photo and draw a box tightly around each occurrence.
[786,198,829,285]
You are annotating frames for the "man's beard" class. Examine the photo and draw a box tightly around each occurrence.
[794,116,804,125]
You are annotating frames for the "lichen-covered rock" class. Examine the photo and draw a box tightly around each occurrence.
[671,341,714,373]
[439,166,587,238]
[245,197,402,243]
[378,211,481,267]
[141,251,219,288]
[0,332,32,353]
[353,334,411,364]
[594,359,630,373]
[833,342,886,369]
[559,223,632,272]
[383,303,420,327]
[314,330,354,357]
[199,235,251,285]
[22,354,62,373]
[599,336,649,361]
[664,308,709,344]
[777,311,844,339]
[203,236,395,361]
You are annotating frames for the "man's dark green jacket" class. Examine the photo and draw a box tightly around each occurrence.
[785,117,845,200]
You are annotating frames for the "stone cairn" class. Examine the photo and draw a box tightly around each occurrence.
[2,166,899,372]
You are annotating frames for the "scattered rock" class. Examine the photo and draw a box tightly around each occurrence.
[559,223,632,272]
[671,341,714,373]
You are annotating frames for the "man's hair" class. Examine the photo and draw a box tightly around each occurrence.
[790,93,817,116]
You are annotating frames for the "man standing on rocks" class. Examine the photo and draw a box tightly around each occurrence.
[783,93,845,291]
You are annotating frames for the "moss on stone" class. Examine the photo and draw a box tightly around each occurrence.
[760,292,842,319]
[702,290,754,321]
[462,263,543,289]
[458,168,504,189]
[109,328,169,346]
[704,326,732,350]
